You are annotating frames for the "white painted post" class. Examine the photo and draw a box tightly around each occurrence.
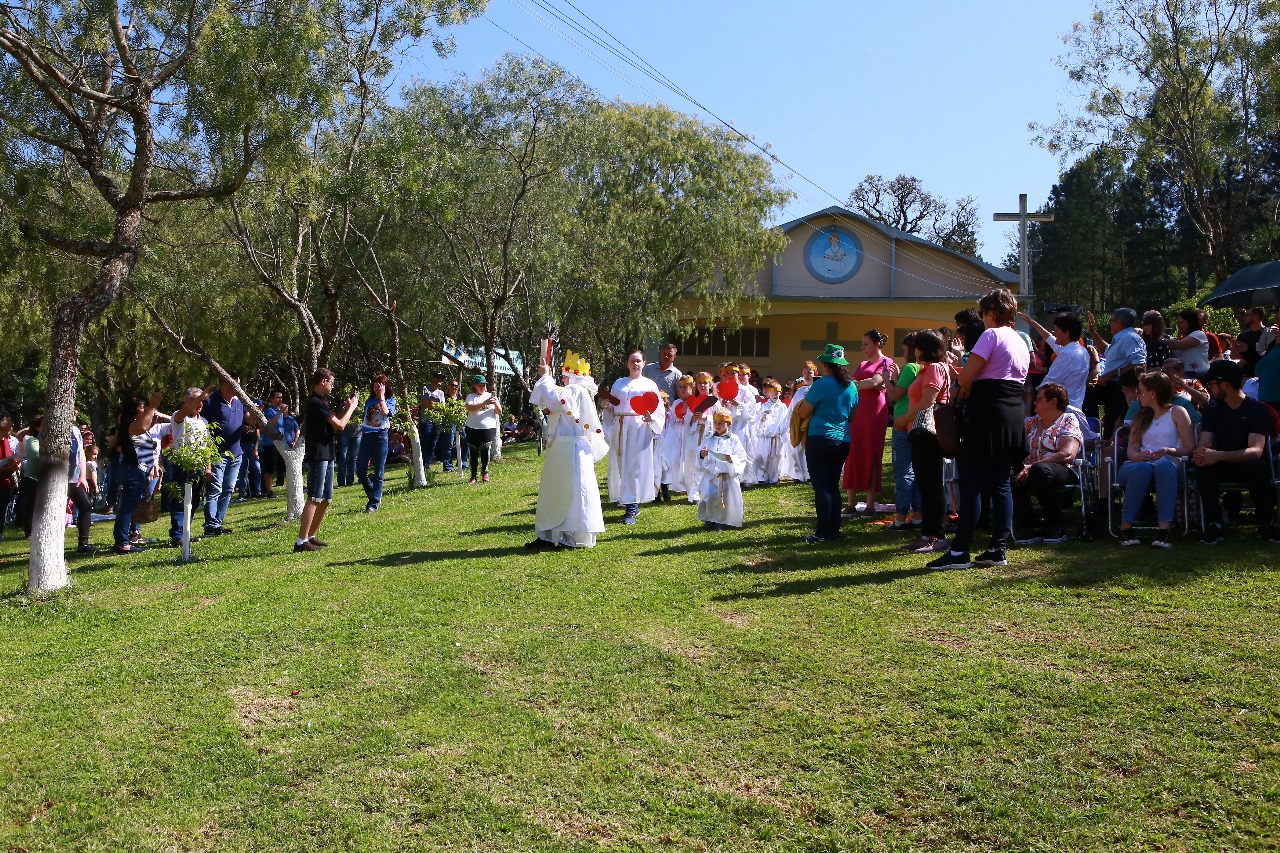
[181,481,193,563]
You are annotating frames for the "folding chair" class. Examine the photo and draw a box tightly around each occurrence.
[1107,425,1195,538]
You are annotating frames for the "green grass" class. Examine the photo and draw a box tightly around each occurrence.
[1,443,1278,851]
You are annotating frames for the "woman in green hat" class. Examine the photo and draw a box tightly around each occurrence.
[464,375,502,483]
[792,343,859,543]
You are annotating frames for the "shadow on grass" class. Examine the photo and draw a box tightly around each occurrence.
[712,563,950,600]
[328,545,528,568]
[975,545,1223,589]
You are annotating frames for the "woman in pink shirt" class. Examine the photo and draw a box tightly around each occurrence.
[926,288,1029,570]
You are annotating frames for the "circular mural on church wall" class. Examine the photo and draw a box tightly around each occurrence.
[803,226,863,284]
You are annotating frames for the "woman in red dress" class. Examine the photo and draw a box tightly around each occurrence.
[843,330,898,516]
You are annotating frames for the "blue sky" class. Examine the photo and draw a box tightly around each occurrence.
[403,0,1099,264]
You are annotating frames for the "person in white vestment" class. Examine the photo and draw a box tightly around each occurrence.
[697,408,749,530]
[780,361,818,482]
[525,352,610,549]
[755,379,789,484]
[683,372,715,503]
[603,348,665,525]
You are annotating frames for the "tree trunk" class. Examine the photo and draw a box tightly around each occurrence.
[275,439,306,522]
[29,300,87,592]
[407,424,427,488]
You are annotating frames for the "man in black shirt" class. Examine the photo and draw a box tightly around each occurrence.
[296,368,360,552]
[1193,360,1278,544]
[1235,307,1268,378]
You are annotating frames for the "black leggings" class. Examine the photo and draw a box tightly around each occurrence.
[68,482,93,547]
[465,427,496,480]
[1012,461,1077,532]
[909,429,946,538]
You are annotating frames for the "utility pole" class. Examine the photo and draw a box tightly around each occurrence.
[994,193,1053,300]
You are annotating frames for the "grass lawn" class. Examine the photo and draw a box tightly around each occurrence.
[1,442,1278,851]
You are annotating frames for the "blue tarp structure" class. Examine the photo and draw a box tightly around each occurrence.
[441,338,523,377]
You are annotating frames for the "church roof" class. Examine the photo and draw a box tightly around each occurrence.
[777,205,1019,287]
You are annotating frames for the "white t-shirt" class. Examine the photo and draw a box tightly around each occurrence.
[1043,340,1091,409]
[465,392,500,430]
[1183,330,1210,375]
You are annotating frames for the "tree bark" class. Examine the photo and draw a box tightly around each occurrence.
[406,425,427,488]
[274,438,306,521]
[29,215,141,593]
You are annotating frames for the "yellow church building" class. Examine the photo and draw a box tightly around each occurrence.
[674,206,1019,378]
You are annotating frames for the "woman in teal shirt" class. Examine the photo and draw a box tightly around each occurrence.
[795,344,859,542]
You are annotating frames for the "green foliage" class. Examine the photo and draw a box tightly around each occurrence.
[421,398,465,429]
[2,444,1279,848]
[1163,284,1240,333]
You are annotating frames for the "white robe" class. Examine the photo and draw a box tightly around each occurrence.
[605,375,664,505]
[682,406,712,502]
[717,385,758,484]
[529,375,609,547]
[697,431,749,527]
[754,398,789,484]
[780,384,811,482]
[659,405,686,489]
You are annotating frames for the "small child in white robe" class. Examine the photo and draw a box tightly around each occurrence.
[754,380,789,484]
[683,372,716,503]
[697,408,749,531]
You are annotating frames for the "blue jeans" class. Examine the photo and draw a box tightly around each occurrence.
[307,460,335,501]
[1119,458,1182,525]
[357,430,389,508]
[805,435,850,538]
[418,422,436,465]
[113,465,147,548]
[952,449,1021,553]
[238,453,262,497]
[204,452,243,532]
[163,460,203,541]
[891,429,922,515]
[338,431,360,486]
[440,425,460,471]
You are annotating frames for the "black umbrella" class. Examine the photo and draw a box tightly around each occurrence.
[1201,261,1280,307]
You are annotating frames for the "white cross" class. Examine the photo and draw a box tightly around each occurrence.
[993,193,1053,298]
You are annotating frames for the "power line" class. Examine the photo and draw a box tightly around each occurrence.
[482,7,1011,297]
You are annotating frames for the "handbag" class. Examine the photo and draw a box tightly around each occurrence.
[133,494,160,524]
[911,402,961,457]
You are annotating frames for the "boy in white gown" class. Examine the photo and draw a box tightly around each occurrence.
[697,408,750,530]
[755,379,789,484]
[660,380,693,500]
[525,352,610,549]
[682,372,715,503]
[780,361,818,482]
[717,362,758,484]
[603,348,665,525]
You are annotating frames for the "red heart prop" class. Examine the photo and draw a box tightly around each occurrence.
[631,391,660,416]
[673,402,687,419]
[717,380,740,401]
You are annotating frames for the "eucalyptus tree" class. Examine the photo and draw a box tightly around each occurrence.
[1042,0,1280,288]
[557,101,791,374]
[389,55,597,386]
[0,0,486,589]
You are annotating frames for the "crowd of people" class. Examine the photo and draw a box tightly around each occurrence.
[516,288,1280,565]
[4,287,1278,563]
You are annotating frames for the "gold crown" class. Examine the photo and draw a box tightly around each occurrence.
[677,375,695,386]
[694,371,714,383]
[712,408,733,424]
[561,349,591,376]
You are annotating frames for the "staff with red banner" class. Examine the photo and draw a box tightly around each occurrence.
[602,348,665,525]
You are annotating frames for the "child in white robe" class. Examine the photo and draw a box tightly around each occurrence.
[755,379,789,484]
[717,363,758,485]
[683,372,716,503]
[661,378,694,499]
[697,408,749,530]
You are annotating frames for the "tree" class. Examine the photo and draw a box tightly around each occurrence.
[0,0,485,591]
[1041,0,1279,289]
[846,174,982,257]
